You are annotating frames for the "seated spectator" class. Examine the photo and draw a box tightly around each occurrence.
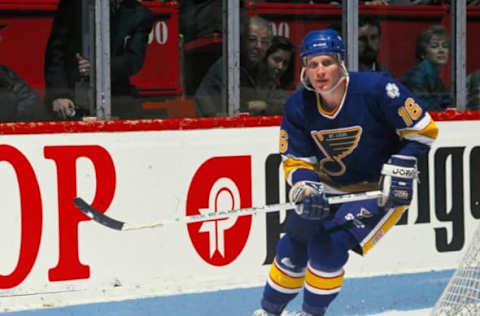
[467,70,480,110]
[331,15,391,73]
[400,24,452,111]
[265,35,296,91]
[44,0,154,120]
[246,35,296,116]
[194,15,280,116]
[0,24,44,122]
[358,15,391,73]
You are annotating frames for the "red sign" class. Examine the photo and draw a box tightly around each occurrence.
[186,156,252,266]
[0,145,116,289]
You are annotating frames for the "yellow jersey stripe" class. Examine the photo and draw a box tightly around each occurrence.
[283,158,316,181]
[305,267,344,291]
[361,205,408,254]
[268,261,305,290]
[399,120,439,142]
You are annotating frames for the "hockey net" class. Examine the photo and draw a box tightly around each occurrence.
[431,223,480,316]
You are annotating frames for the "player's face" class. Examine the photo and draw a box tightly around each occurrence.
[305,55,343,92]
[247,23,271,66]
[424,35,449,66]
[267,48,292,80]
[358,24,380,65]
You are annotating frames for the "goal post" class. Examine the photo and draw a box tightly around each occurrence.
[430,222,480,315]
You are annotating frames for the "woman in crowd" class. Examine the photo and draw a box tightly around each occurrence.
[400,24,452,111]
[243,35,297,116]
[265,35,296,91]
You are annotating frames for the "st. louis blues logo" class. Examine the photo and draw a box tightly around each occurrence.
[311,126,362,176]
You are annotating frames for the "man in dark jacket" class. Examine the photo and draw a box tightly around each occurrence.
[44,0,154,120]
[0,24,43,122]
[358,15,390,73]
[194,15,284,117]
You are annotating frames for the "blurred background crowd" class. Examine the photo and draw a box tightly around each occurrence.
[0,0,479,122]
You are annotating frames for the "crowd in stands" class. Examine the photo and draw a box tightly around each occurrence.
[1,0,480,123]
[193,15,294,117]
[44,0,154,120]
[145,0,480,111]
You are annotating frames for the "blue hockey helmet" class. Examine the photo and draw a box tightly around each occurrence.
[300,29,345,61]
[299,29,348,94]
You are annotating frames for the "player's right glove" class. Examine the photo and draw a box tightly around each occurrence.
[378,154,418,210]
[289,181,330,220]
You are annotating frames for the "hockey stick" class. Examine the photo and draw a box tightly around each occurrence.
[73,190,383,231]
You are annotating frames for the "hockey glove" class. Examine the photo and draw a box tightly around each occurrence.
[289,181,330,220]
[378,155,418,210]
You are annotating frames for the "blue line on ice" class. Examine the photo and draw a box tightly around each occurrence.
[2,270,452,316]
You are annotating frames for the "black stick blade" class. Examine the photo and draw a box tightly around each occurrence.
[73,197,125,231]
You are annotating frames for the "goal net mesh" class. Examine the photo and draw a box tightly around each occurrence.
[431,224,480,316]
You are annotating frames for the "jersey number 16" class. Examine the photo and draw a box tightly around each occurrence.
[398,97,423,127]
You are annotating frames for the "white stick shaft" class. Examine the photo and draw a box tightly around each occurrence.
[327,190,383,204]
[122,190,384,230]
[123,202,296,230]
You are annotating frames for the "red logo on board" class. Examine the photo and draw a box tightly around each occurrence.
[186,156,252,266]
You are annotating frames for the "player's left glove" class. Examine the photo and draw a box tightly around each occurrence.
[378,154,418,210]
[289,181,330,220]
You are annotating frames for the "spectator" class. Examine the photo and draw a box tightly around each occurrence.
[245,35,297,116]
[400,24,452,111]
[0,24,44,122]
[265,35,296,91]
[358,15,390,72]
[467,70,480,110]
[44,0,154,120]
[194,14,278,116]
[329,16,390,73]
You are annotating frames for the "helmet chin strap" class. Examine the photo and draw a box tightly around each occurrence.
[300,67,316,93]
[301,60,349,95]
[319,74,346,95]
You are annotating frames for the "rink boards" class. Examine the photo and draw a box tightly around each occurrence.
[0,116,479,312]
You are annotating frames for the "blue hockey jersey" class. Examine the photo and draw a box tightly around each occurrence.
[280,72,439,192]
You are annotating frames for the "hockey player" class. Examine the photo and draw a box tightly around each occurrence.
[252,29,439,316]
